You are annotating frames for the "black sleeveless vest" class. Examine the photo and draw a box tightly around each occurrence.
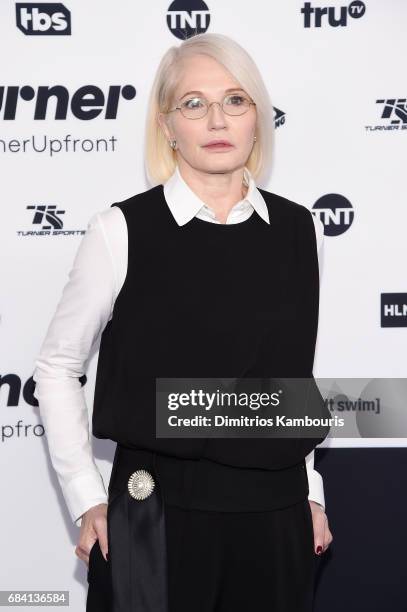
[92,184,330,471]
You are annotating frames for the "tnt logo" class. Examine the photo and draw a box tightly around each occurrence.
[312,194,354,236]
[16,3,71,35]
[167,0,210,40]
[27,205,65,230]
[301,1,365,28]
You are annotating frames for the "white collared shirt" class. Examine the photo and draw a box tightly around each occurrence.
[33,166,326,526]
[166,165,271,226]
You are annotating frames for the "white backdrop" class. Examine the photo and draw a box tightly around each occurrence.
[1,0,406,608]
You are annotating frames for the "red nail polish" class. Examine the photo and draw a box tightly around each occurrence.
[316,545,322,554]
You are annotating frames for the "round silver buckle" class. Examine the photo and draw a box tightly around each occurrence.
[127,469,155,500]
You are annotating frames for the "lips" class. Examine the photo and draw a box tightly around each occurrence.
[203,141,234,149]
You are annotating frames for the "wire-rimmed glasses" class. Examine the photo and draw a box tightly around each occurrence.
[166,93,256,120]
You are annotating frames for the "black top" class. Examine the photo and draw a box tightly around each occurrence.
[92,184,330,471]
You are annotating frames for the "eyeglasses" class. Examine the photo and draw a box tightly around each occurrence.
[166,93,256,120]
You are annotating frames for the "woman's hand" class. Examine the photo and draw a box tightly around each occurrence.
[75,503,108,566]
[309,500,333,555]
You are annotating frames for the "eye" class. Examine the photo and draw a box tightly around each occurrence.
[182,97,205,109]
[225,95,246,106]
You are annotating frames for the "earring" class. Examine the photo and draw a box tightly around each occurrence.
[170,139,177,150]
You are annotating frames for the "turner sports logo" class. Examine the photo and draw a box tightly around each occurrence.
[16,3,71,35]
[17,204,85,237]
[0,85,136,120]
[365,98,407,132]
[381,294,407,327]
[167,0,210,40]
[301,1,366,28]
[312,193,354,236]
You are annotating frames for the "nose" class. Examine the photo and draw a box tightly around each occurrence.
[206,101,227,129]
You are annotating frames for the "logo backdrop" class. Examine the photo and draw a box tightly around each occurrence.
[1,1,406,609]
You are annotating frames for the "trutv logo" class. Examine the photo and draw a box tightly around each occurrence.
[16,3,71,35]
[301,1,366,28]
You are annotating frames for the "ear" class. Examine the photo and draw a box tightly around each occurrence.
[157,111,172,142]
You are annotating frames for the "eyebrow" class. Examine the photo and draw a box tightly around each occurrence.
[179,87,246,100]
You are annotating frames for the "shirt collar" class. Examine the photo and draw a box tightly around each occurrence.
[163,164,270,226]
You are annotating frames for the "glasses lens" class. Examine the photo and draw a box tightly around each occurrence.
[180,97,207,119]
[179,94,252,119]
[223,94,251,116]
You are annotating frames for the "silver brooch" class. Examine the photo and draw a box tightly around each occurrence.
[127,469,155,500]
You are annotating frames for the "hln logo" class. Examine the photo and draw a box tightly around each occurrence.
[301,1,366,28]
[167,0,210,40]
[312,194,354,237]
[16,3,71,35]
[381,294,407,328]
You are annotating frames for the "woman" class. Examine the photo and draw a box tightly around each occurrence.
[33,32,333,611]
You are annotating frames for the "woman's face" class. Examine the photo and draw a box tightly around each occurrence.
[158,54,257,175]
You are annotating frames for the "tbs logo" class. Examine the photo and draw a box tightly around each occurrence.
[16,3,71,35]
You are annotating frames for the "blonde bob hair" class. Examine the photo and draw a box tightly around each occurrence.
[145,32,274,186]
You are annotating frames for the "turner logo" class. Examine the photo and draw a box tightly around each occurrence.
[301,1,365,28]
[312,194,354,236]
[16,3,71,35]
[167,0,210,40]
[0,85,136,120]
[0,373,86,408]
[381,294,407,327]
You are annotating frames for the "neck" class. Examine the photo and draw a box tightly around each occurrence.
[177,162,248,223]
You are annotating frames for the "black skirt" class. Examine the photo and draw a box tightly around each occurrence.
[86,445,316,612]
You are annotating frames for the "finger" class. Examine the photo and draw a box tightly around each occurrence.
[314,514,326,555]
[95,527,109,562]
[324,526,333,551]
[321,517,329,553]
[75,546,89,566]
